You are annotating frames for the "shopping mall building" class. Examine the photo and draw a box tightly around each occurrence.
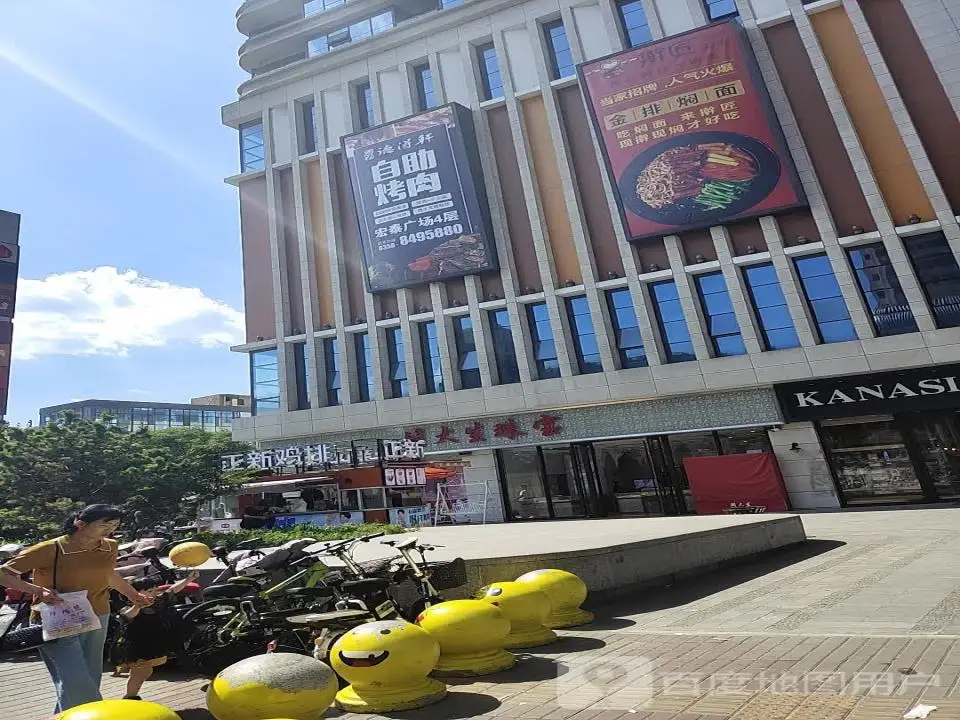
[222,0,960,524]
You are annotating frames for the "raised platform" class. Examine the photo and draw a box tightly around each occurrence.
[313,514,808,601]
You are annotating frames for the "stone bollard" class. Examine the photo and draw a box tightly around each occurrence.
[416,599,515,676]
[205,652,338,720]
[516,568,594,628]
[55,699,180,720]
[476,581,557,649]
[331,619,447,712]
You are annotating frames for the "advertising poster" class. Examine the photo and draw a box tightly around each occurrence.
[388,506,432,528]
[342,103,496,292]
[578,20,805,241]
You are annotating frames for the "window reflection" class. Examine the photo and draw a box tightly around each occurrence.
[498,448,550,519]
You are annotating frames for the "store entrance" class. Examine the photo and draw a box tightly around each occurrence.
[819,412,960,505]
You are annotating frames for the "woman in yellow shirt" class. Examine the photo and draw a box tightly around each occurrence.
[0,504,153,714]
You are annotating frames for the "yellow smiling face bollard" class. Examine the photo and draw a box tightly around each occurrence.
[331,619,447,713]
[168,541,213,568]
[476,581,557,649]
[205,652,338,720]
[416,599,515,676]
[516,569,594,628]
[55,699,180,720]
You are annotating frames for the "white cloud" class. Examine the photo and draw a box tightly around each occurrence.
[15,266,244,360]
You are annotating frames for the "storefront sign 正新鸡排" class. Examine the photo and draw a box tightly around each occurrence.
[578,20,805,241]
[221,439,425,471]
[342,104,496,292]
[775,364,960,423]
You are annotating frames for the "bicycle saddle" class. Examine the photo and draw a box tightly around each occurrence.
[340,578,390,595]
[203,583,253,600]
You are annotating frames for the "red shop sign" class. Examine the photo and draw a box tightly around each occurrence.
[578,20,805,241]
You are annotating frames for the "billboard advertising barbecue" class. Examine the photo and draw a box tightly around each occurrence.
[343,103,496,292]
[578,20,805,241]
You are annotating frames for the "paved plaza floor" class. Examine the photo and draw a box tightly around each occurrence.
[5,507,960,720]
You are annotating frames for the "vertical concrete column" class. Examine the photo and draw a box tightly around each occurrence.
[843,0,960,318]
[711,226,764,354]
[768,422,841,509]
[314,88,356,404]
[528,14,618,374]
[463,281,496,386]
[397,290,422,397]
[494,27,576,379]
[338,78,387,402]
[900,0,960,118]
[430,284,458,391]
[739,6,844,247]
[740,7,881,342]
[457,38,530,384]
[759,217,819,347]
[262,107,294,412]
[664,235,712,360]
[286,99,323,409]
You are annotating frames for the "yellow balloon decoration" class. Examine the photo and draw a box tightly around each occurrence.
[168,541,213,568]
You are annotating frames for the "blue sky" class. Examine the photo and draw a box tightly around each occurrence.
[0,2,250,425]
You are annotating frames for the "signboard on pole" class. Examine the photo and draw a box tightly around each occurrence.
[342,103,496,292]
[578,20,805,241]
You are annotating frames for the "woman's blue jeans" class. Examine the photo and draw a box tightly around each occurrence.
[39,613,111,713]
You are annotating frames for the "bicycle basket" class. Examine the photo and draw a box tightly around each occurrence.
[426,558,467,590]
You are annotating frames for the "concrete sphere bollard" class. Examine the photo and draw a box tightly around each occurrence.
[331,619,447,712]
[56,699,180,720]
[416,599,515,676]
[205,652,338,720]
[475,581,557,649]
[168,541,213,568]
[516,568,594,628]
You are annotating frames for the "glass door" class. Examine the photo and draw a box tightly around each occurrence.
[541,446,588,518]
[904,412,960,501]
[497,448,551,520]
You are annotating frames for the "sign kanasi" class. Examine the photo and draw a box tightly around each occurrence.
[578,20,805,241]
[343,103,497,293]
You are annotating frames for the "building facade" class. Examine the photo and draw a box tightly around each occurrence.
[40,397,251,432]
[224,0,960,521]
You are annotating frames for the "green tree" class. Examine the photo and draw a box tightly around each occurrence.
[0,413,254,541]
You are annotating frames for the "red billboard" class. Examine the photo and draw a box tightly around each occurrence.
[578,20,805,241]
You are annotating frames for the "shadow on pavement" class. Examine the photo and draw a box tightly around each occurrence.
[379,690,501,719]
[177,709,213,720]
[530,635,606,654]
[604,538,846,615]
[572,616,635,631]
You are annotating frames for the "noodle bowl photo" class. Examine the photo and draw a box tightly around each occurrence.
[617,131,781,228]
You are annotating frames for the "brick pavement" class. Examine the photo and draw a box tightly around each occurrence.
[4,508,960,720]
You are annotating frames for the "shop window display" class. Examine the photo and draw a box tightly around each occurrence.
[819,417,924,503]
